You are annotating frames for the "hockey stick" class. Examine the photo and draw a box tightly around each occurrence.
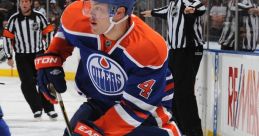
[0,82,5,85]
[49,84,73,136]
[57,93,73,136]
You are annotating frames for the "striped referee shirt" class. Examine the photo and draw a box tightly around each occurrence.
[219,0,258,51]
[3,10,54,59]
[151,0,206,49]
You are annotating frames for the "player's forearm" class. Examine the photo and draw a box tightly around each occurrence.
[46,37,74,62]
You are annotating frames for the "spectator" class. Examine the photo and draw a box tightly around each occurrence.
[4,0,17,20]
[141,0,206,135]
[0,9,7,36]
[2,0,57,119]
[219,0,258,51]
[34,0,46,16]
[64,0,75,8]
[49,0,62,32]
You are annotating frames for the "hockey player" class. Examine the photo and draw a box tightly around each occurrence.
[35,0,180,136]
[0,46,11,136]
[0,106,11,136]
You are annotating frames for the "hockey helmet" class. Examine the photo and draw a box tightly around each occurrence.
[83,0,135,18]
[92,0,135,15]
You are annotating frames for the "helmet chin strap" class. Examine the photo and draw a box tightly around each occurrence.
[103,15,129,35]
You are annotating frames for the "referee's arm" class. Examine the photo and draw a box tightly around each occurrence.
[40,14,55,50]
[151,5,169,19]
[2,17,15,59]
[186,0,206,16]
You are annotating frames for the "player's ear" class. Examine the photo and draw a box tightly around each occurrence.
[113,7,127,21]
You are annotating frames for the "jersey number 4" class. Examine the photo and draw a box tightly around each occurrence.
[138,79,156,99]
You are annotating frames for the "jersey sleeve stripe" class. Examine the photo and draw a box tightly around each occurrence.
[123,92,157,112]
[165,82,174,92]
[55,32,66,39]
[166,74,173,80]
[114,104,141,127]
[162,93,174,101]
[163,122,181,136]
[153,106,172,127]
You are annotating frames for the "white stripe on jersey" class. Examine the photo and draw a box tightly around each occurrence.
[55,32,66,39]
[123,92,157,113]
[162,93,174,101]
[114,104,141,127]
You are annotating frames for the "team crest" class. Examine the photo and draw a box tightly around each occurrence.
[87,54,128,96]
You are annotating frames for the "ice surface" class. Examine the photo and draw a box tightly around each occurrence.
[0,77,85,136]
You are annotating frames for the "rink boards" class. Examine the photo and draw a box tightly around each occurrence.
[196,50,259,136]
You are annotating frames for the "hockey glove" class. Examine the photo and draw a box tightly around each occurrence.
[35,53,67,104]
[73,121,104,136]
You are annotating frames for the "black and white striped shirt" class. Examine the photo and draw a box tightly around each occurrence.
[3,10,54,59]
[151,0,206,49]
[219,0,258,51]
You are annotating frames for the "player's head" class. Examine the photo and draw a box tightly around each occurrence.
[83,0,135,34]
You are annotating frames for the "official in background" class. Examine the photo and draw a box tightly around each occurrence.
[219,0,258,51]
[2,0,57,119]
[141,0,206,135]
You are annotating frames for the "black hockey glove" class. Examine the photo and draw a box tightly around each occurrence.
[35,53,67,104]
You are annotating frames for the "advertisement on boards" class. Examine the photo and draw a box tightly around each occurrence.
[221,54,259,136]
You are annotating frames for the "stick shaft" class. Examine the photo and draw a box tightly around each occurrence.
[57,93,73,136]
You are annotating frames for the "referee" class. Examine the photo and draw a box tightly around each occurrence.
[3,0,57,119]
[142,0,206,135]
[219,0,258,51]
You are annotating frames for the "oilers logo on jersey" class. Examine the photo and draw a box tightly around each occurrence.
[87,53,128,96]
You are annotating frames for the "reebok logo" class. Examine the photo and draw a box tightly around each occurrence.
[50,69,62,75]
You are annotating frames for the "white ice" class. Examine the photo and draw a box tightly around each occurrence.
[0,77,86,136]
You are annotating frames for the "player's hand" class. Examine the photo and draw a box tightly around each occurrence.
[141,10,152,17]
[184,7,195,14]
[35,53,66,104]
[7,59,14,67]
[74,121,104,136]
